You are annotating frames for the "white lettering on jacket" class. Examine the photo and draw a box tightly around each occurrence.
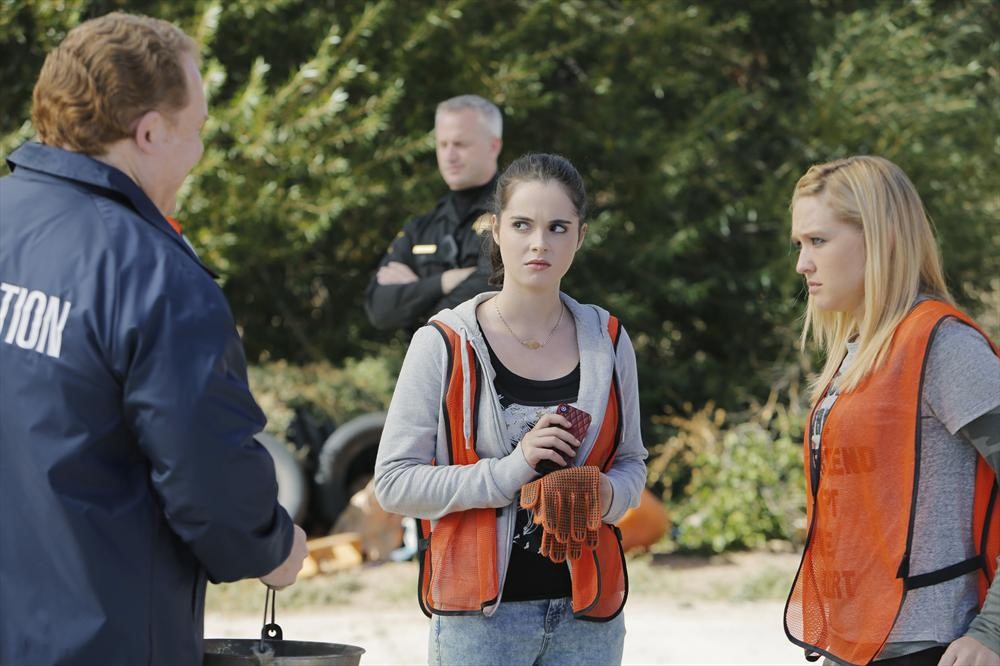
[0,282,72,358]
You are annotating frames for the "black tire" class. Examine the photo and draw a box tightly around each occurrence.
[315,411,386,525]
[256,432,309,524]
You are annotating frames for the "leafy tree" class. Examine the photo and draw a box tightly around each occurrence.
[788,0,1000,318]
[3,0,995,435]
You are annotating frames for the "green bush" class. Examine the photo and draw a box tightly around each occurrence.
[648,373,808,553]
[3,1,995,554]
[4,0,995,422]
[247,349,403,438]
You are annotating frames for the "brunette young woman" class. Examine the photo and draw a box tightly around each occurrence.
[375,153,647,665]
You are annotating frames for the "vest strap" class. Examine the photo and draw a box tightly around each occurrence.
[902,555,986,591]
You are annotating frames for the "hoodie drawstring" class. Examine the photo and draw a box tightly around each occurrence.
[460,327,473,449]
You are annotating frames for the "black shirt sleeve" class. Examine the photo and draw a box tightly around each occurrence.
[431,232,494,312]
[432,266,490,312]
[364,218,445,330]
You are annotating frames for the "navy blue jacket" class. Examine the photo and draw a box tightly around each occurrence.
[0,143,293,665]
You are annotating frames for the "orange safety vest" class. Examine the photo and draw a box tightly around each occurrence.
[416,316,628,621]
[784,300,999,665]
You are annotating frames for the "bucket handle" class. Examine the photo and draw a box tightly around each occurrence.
[260,587,283,646]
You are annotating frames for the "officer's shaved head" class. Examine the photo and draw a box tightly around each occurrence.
[436,95,502,139]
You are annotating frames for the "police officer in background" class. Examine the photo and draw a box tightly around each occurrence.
[0,13,307,665]
[365,95,503,331]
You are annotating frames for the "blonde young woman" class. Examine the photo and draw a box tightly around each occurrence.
[375,153,647,665]
[783,156,999,666]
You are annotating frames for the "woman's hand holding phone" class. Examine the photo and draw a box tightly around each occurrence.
[521,404,592,475]
[519,411,580,472]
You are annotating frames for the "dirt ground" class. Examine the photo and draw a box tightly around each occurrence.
[205,551,808,665]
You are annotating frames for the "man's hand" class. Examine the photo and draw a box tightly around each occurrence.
[260,525,308,590]
[938,636,1000,666]
[441,266,475,294]
[376,261,419,285]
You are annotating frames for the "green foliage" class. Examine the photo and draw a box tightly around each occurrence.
[794,1,1000,312]
[647,376,808,553]
[248,350,402,437]
[2,2,996,554]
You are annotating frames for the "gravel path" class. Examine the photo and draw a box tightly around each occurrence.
[205,599,805,665]
[205,552,808,665]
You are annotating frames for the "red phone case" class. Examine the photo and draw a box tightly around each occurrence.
[556,403,592,442]
[535,404,592,475]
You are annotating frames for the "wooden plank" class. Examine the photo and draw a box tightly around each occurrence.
[298,532,364,579]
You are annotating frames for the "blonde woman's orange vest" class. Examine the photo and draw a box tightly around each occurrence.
[784,300,999,665]
[416,316,628,621]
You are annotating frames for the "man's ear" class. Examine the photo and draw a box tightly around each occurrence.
[132,110,164,155]
[491,214,500,244]
[490,137,502,158]
[577,223,588,250]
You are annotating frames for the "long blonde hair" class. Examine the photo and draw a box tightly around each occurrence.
[792,156,953,403]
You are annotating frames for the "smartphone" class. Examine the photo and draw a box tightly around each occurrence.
[535,404,592,475]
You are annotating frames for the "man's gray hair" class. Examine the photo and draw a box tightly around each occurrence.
[436,95,502,138]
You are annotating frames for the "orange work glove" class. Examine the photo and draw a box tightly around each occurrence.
[519,466,602,563]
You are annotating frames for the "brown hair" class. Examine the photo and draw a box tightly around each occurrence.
[487,153,588,287]
[31,12,198,155]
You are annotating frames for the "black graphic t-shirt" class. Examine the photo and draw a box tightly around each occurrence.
[480,325,580,602]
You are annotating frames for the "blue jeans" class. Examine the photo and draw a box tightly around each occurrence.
[429,597,626,666]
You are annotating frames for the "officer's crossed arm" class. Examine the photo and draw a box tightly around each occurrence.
[377,261,471,293]
[365,227,441,329]
[433,244,490,312]
[365,224,475,331]
[376,261,419,285]
[440,266,475,293]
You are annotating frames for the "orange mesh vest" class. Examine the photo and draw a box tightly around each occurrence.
[416,316,628,621]
[784,300,999,665]
[165,216,183,235]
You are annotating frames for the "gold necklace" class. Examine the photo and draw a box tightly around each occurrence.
[493,298,564,350]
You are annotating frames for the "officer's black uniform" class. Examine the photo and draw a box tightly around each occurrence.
[365,176,497,331]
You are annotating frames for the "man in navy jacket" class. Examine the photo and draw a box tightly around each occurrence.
[0,13,307,665]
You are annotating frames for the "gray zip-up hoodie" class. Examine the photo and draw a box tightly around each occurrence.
[374,291,648,616]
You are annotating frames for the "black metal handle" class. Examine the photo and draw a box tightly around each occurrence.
[260,587,283,647]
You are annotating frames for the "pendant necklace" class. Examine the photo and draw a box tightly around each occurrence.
[493,298,564,351]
